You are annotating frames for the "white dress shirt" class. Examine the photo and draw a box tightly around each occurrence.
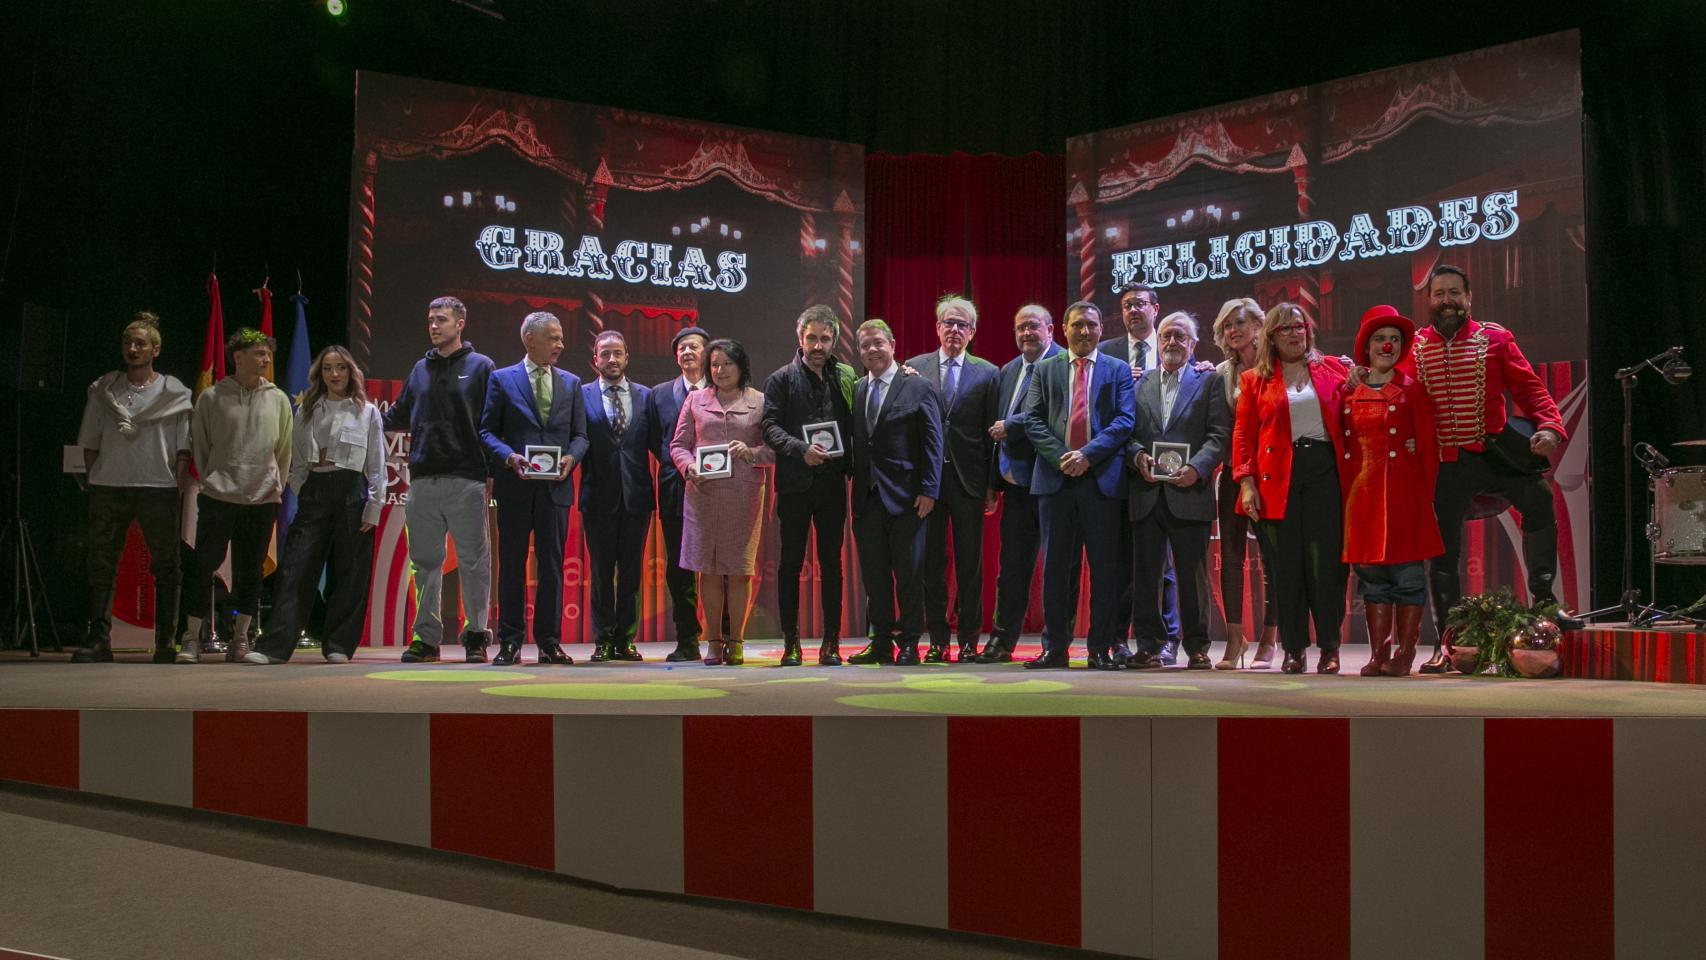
[600,377,633,426]
[1128,330,1160,374]
[1159,366,1183,428]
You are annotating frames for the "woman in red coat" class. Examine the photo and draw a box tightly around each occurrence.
[1230,303,1348,674]
[1338,305,1443,676]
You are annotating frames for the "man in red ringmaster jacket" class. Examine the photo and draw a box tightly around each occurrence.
[1398,264,1567,673]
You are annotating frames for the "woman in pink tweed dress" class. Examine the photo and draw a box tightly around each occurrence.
[669,339,774,665]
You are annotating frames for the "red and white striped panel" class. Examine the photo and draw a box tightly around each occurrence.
[3,709,1700,959]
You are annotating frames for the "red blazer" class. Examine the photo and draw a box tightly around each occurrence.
[1230,355,1346,521]
[1335,373,1444,564]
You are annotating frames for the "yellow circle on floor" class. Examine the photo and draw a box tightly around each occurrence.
[482,683,730,701]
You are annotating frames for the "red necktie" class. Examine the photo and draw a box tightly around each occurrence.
[1068,357,1090,449]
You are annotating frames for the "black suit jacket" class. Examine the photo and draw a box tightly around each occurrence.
[1125,364,1228,523]
[578,380,656,514]
[903,350,1000,497]
[761,352,854,494]
[851,371,943,518]
[478,361,590,509]
[645,376,698,520]
[994,342,1061,490]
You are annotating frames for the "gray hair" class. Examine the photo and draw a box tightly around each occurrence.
[796,304,841,337]
[1157,310,1199,341]
[935,296,978,328]
[520,311,561,339]
[1014,303,1053,326]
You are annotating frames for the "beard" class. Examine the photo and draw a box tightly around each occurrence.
[1431,303,1467,333]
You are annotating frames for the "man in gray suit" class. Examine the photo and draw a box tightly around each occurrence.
[905,295,1000,663]
[1126,313,1228,670]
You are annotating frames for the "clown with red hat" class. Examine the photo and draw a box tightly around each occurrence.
[1337,304,1444,676]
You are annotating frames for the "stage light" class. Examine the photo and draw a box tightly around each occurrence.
[690,223,701,233]
[1231,211,1241,221]
[506,200,515,212]
[327,0,346,16]
[462,191,472,207]
[719,223,728,237]
[443,195,453,208]
[814,238,827,251]
[1166,217,1177,228]
[671,226,681,236]
[494,194,505,208]
[732,229,741,240]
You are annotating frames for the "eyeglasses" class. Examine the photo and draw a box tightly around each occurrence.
[1275,322,1309,335]
[937,318,973,330]
[1124,298,1157,309]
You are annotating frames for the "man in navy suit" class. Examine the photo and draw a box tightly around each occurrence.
[904,296,1000,663]
[1101,283,1181,662]
[980,303,1064,662]
[578,331,654,662]
[645,325,711,662]
[479,311,590,666]
[1022,301,1136,670]
[848,319,942,667]
[1124,313,1228,670]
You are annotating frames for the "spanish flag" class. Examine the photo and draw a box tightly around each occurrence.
[195,272,225,396]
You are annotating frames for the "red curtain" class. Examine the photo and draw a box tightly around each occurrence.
[865,152,1066,633]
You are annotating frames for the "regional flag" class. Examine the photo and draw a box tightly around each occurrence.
[278,293,312,535]
[194,272,225,396]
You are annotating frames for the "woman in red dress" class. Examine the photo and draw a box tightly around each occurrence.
[1229,303,1348,674]
[1338,306,1443,676]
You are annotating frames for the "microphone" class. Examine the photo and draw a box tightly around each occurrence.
[1636,442,1671,471]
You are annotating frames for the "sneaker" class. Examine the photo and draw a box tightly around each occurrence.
[242,651,285,665]
[175,639,201,664]
[324,652,350,664]
[400,640,440,663]
[225,636,251,662]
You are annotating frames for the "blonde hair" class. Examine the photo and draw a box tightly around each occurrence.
[1253,302,1319,378]
[301,345,367,419]
[123,311,162,348]
[1211,297,1263,358]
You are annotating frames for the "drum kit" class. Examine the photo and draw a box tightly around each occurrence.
[1653,438,1706,568]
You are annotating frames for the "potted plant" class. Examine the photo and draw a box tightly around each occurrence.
[1444,589,1562,678]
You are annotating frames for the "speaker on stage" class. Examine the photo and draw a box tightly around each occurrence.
[2,300,70,393]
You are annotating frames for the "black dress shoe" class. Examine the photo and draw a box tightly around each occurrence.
[461,630,490,663]
[1112,641,1134,665]
[664,640,701,663]
[589,642,612,662]
[491,640,522,666]
[1316,649,1340,674]
[537,642,574,665]
[1158,637,1180,666]
[847,642,894,665]
[1127,649,1164,670]
[614,643,644,662]
[1086,649,1123,671]
[779,637,803,667]
[1186,650,1213,670]
[1024,650,1070,670]
[956,640,979,663]
[1418,647,1449,674]
[975,642,1013,664]
[817,638,842,666]
[922,642,947,664]
[151,643,177,664]
[1280,652,1305,674]
[895,643,922,667]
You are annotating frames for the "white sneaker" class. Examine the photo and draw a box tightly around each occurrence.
[242,651,283,665]
[175,640,201,664]
[324,652,350,664]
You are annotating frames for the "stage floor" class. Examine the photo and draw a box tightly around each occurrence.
[8,636,1706,717]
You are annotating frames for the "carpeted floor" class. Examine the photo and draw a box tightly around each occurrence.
[6,638,1706,717]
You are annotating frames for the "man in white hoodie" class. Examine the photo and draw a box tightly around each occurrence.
[177,328,293,663]
[74,312,193,663]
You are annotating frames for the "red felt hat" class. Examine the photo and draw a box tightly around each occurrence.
[1354,304,1415,368]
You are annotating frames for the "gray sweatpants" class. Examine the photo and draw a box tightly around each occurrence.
[404,475,491,646]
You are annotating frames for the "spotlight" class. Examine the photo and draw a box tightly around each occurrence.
[326,0,346,17]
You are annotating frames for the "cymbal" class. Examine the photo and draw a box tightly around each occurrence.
[1678,439,1706,448]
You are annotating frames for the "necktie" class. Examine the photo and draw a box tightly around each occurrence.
[866,377,884,432]
[533,367,552,419]
[1068,357,1091,450]
[1010,362,1035,416]
[1132,340,1148,376]
[607,384,626,438]
[942,357,959,409]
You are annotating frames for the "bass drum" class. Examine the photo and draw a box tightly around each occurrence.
[1653,467,1706,564]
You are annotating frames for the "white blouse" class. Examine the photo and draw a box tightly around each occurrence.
[289,396,387,526]
[1286,376,1328,442]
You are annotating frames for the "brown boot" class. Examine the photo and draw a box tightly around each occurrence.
[1360,603,1395,676]
[1383,605,1425,676]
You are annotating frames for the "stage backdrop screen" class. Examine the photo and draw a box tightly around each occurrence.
[1066,31,1591,618]
[347,72,864,646]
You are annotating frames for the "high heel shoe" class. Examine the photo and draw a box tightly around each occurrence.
[725,640,745,666]
[1215,630,1248,670]
[1251,628,1277,668]
[703,640,724,666]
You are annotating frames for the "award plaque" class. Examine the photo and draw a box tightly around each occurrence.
[801,420,844,457]
[1151,441,1192,480]
[695,443,733,479]
[523,445,563,479]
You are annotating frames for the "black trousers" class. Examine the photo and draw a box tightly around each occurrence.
[776,473,847,640]
[992,481,1042,647]
[1216,468,1275,626]
[1430,451,1558,632]
[258,470,375,660]
[1253,442,1346,656]
[923,478,985,646]
[583,508,652,645]
[185,494,275,619]
[856,490,925,644]
[1133,497,1213,656]
[659,511,702,643]
[496,481,570,647]
[1115,498,1180,644]
[1039,477,1123,655]
[85,485,181,644]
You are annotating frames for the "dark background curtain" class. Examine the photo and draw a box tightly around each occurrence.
[1,1,1703,631]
